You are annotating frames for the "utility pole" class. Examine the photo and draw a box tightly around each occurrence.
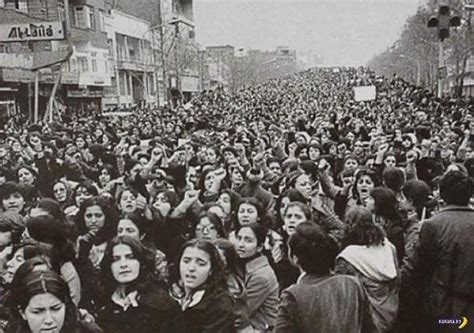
[428,4,461,98]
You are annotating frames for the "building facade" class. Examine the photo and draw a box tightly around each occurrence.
[0,0,112,120]
[0,0,201,120]
[160,0,200,105]
[102,9,158,108]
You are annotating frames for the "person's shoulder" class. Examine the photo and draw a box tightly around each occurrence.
[203,288,234,311]
[289,274,362,292]
[425,206,474,225]
[140,284,179,311]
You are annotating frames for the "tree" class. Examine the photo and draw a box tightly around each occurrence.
[368,0,472,96]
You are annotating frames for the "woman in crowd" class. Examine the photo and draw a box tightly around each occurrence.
[335,206,399,332]
[0,182,29,216]
[273,189,306,231]
[275,201,312,290]
[24,215,81,306]
[99,236,181,333]
[216,189,241,233]
[75,196,117,269]
[116,187,144,215]
[366,187,405,262]
[214,238,251,332]
[235,223,279,331]
[231,197,284,264]
[116,212,168,281]
[68,182,99,218]
[52,180,75,214]
[173,239,235,332]
[6,269,102,333]
[0,211,24,277]
[194,211,226,242]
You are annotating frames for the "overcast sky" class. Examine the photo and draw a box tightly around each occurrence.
[194,0,421,66]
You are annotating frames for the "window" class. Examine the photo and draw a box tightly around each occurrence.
[57,3,65,21]
[70,58,77,72]
[107,39,114,57]
[129,48,135,61]
[17,0,27,13]
[89,7,96,30]
[91,58,97,72]
[99,9,105,31]
[77,57,88,72]
[74,6,95,29]
[74,7,87,28]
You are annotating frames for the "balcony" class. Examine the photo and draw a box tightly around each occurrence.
[116,59,154,72]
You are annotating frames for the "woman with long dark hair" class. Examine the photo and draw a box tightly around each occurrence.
[172,239,235,333]
[335,206,399,332]
[366,187,405,263]
[5,270,102,333]
[76,196,117,262]
[116,212,168,282]
[214,239,251,332]
[99,236,182,333]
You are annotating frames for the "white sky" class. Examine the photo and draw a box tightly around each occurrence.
[194,0,420,66]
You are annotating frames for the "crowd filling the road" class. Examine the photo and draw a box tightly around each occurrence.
[0,67,472,332]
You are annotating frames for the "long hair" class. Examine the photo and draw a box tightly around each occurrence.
[75,196,118,244]
[352,168,381,203]
[176,239,227,294]
[401,179,434,219]
[25,215,76,267]
[7,270,79,333]
[370,187,400,220]
[118,211,150,239]
[101,236,156,296]
[343,206,385,248]
[213,238,239,275]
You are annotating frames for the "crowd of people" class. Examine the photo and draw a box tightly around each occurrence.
[0,66,472,332]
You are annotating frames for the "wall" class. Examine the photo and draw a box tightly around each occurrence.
[108,9,151,39]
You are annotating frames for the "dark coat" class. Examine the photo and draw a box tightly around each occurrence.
[182,288,236,333]
[276,274,375,333]
[98,285,183,333]
[402,205,474,332]
[5,319,103,333]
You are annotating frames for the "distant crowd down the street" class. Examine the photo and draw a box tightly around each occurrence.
[0,66,472,333]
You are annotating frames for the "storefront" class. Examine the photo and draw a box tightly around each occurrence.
[0,87,18,127]
[64,87,104,115]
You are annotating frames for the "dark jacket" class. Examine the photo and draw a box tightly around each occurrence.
[238,255,279,331]
[276,274,375,333]
[5,320,103,333]
[98,285,183,333]
[402,205,474,332]
[182,288,236,333]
